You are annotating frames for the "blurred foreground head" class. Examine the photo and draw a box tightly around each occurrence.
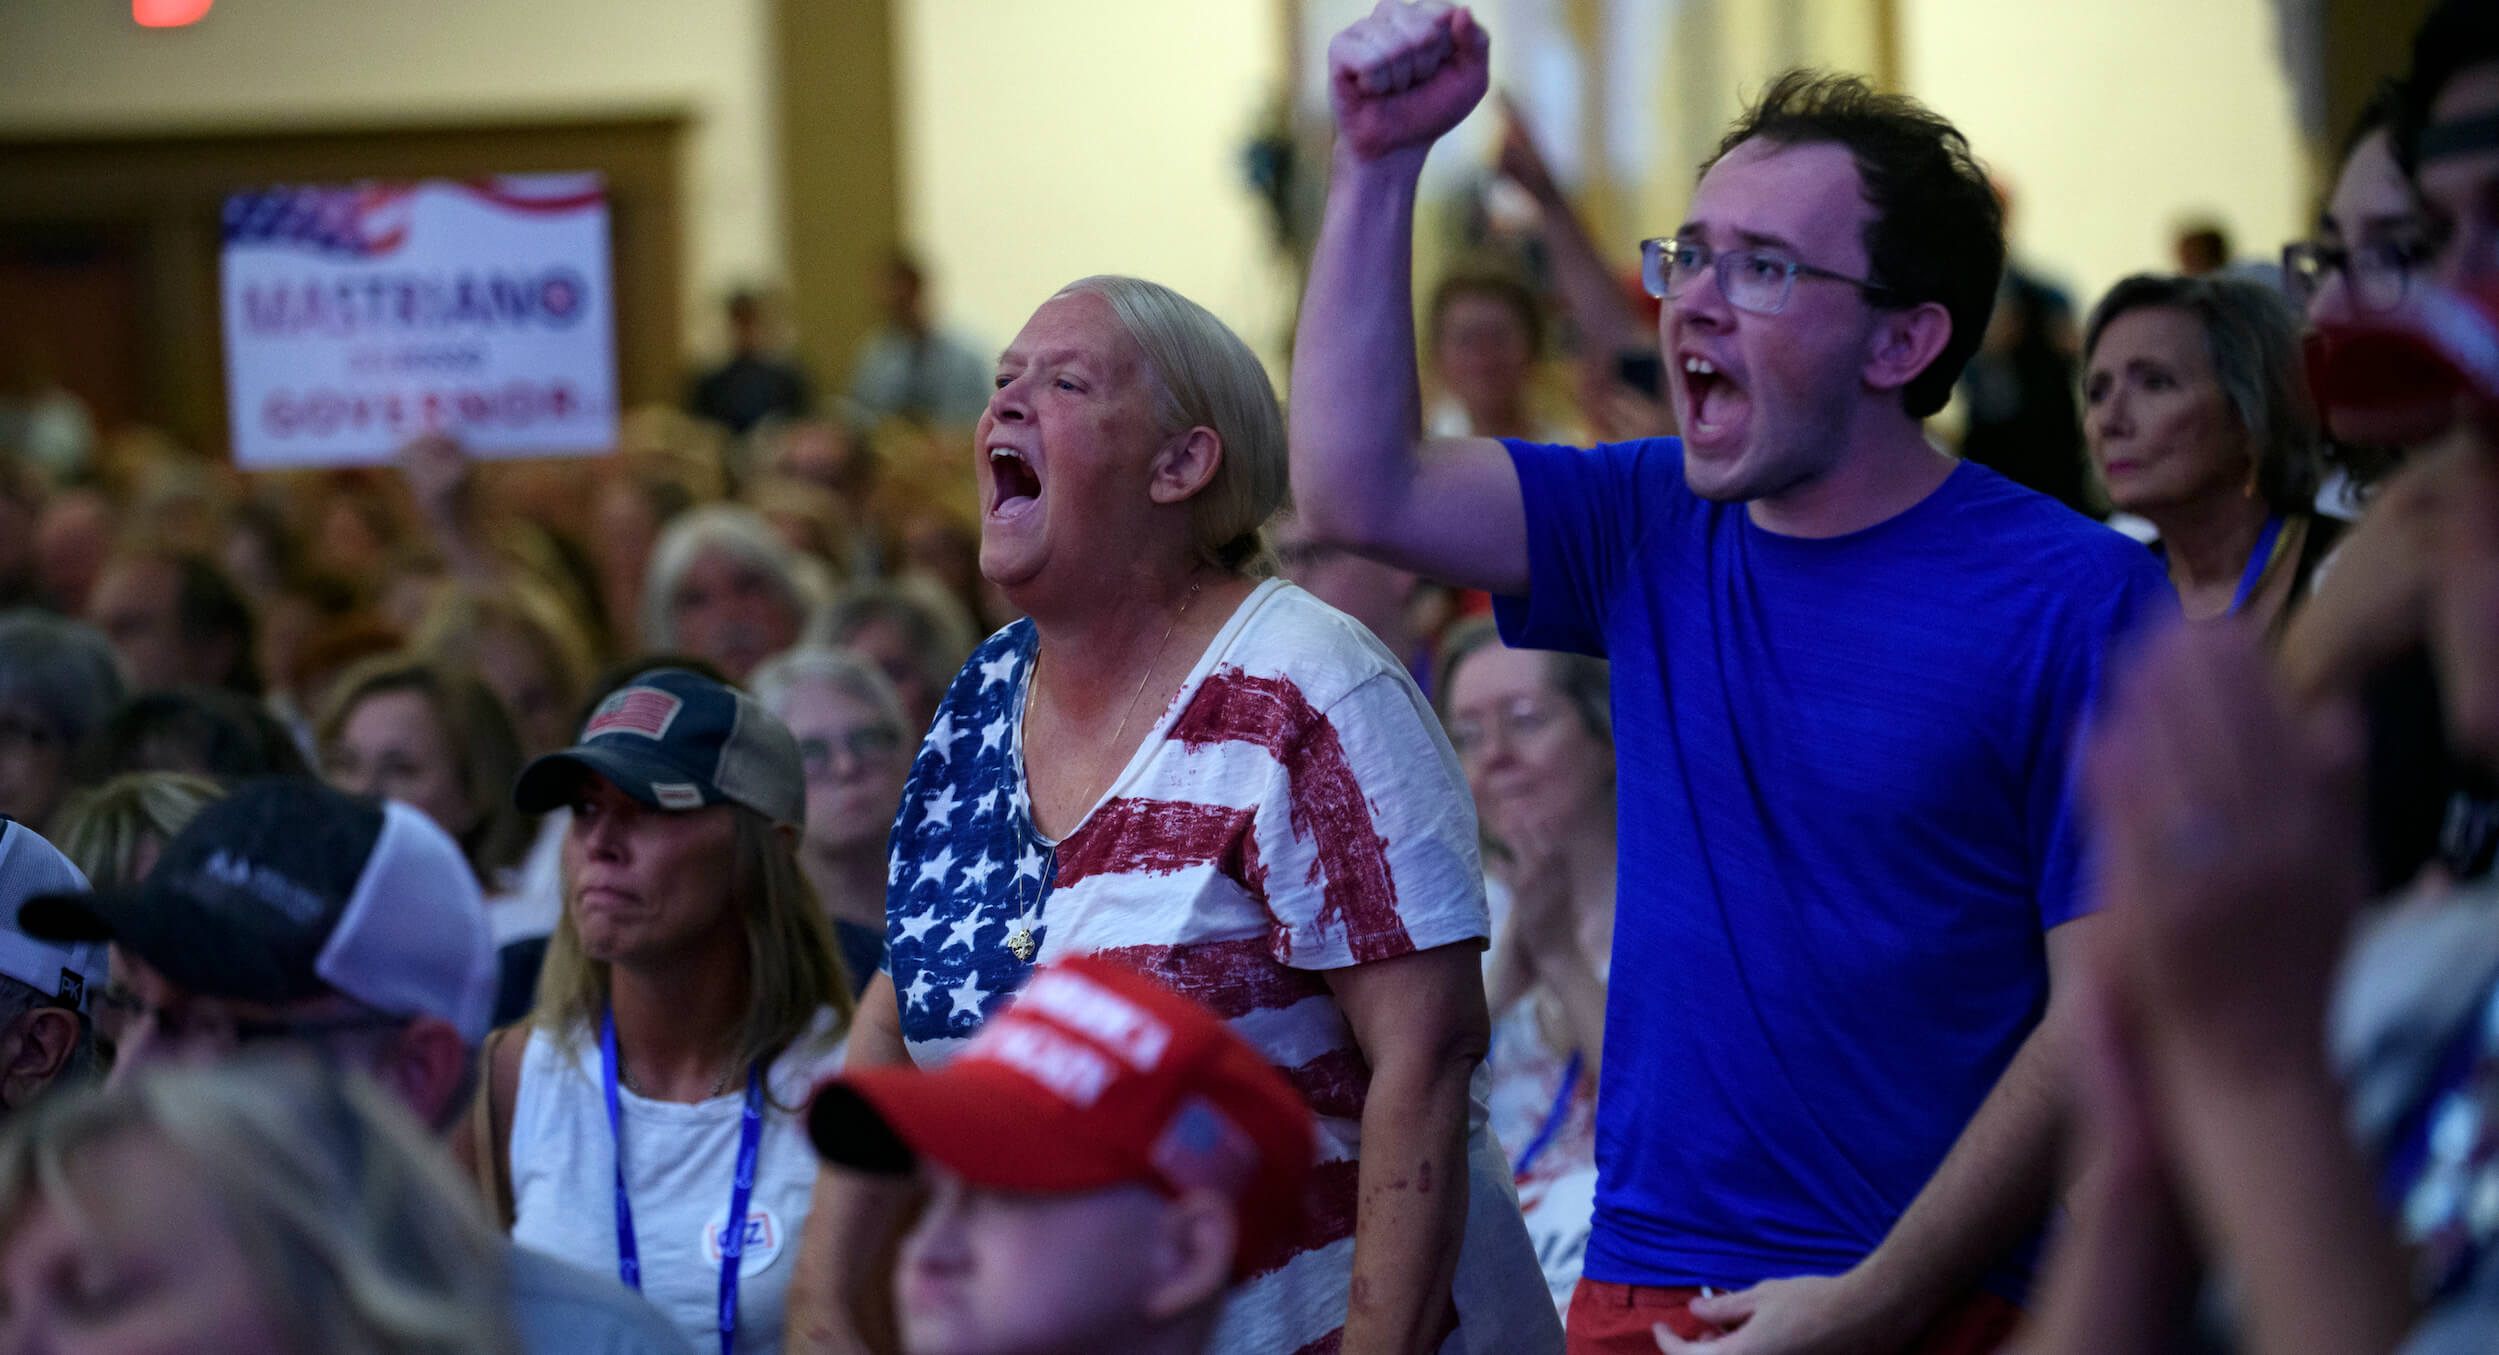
[0,1056,519,1354]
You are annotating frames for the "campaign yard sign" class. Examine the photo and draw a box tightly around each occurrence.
[220,172,618,468]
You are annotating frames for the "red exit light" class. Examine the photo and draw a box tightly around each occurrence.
[134,0,214,27]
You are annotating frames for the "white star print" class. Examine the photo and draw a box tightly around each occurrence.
[979,716,1009,755]
[915,845,957,891]
[947,970,989,1021]
[887,846,902,887]
[978,651,1022,691]
[896,907,941,945]
[961,852,1001,888]
[925,714,965,763]
[903,971,935,1010]
[972,787,1000,819]
[942,907,987,952]
[1015,844,1047,883]
[919,783,963,833]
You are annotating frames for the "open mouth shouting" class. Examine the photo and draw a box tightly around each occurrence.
[985,442,1043,523]
[1678,352,1751,448]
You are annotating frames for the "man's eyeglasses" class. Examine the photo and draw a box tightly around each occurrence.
[2282,238,2431,315]
[1641,236,1898,315]
[797,726,904,777]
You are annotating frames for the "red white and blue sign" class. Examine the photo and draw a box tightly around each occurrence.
[219,172,618,468]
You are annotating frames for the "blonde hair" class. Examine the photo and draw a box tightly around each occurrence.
[530,806,853,1091]
[47,771,226,889]
[314,653,533,882]
[411,579,598,730]
[1054,276,1288,575]
[0,1057,521,1355]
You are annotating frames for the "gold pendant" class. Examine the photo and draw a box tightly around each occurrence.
[1007,927,1037,962]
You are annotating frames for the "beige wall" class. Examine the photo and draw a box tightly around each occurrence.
[894,0,1291,372]
[0,0,784,354]
[1901,0,2308,317]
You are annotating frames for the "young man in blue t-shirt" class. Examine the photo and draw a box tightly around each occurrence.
[1291,4,2174,1353]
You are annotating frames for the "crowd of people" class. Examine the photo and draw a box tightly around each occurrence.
[0,0,2491,1352]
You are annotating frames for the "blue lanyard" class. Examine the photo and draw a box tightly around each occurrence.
[2228,514,2287,616]
[1513,1050,1584,1177]
[600,1009,765,1355]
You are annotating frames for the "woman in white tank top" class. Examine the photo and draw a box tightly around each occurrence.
[499,667,854,1355]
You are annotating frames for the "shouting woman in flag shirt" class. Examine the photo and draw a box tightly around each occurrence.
[782,276,1558,1355]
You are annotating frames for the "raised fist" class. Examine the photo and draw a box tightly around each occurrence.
[1328,0,1491,164]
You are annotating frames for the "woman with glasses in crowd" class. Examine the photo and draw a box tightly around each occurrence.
[2281,83,2499,893]
[1437,618,1615,1320]
[2081,272,2338,638]
[750,646,913,996]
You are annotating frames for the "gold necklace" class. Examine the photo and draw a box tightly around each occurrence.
[1007,578,1201,962]
[619,1047,739,1100]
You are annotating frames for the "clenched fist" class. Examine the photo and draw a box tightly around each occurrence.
[1328,0,1491,164]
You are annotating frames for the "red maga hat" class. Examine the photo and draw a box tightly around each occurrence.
[806,957,1316,1276]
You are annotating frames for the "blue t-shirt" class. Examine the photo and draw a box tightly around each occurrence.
[1497,438,2173,1299]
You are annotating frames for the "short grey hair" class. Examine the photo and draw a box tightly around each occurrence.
[813,578,979,702]
[1054,276,1288,575]
[748,644,911,739]
[2083,273,2326,517]
[640,504,830,652]
[0,610,125,745]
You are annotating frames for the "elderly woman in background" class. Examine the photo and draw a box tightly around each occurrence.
[789,276,1556,1355]
[1436,619,1615,1318]
[750,646,913,996]
[47,770,224,889]
[2083,273,2338,636]
[0,1057,522,1354]
[813,578,977,735]
[0,610,124,833]
[641,505,828,682]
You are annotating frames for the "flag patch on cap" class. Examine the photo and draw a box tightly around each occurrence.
[586,687,683,741]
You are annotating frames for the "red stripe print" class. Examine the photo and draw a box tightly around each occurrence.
[1090,938,1328,1022]
[1175,669,1414,961]
[1283,1047,1372,1122]
[1244,1156,1361,1279]
[1053,797,1257,892]
[1287,1333,1344,1355]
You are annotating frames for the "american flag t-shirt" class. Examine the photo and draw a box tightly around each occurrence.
[884,580,1556,1355]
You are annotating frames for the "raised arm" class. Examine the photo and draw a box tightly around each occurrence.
[1291,0,1531,596]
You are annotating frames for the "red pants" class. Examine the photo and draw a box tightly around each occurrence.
[1565,1278,2023,1355]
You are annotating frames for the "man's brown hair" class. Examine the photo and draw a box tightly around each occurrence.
[1708,70,2005,418]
